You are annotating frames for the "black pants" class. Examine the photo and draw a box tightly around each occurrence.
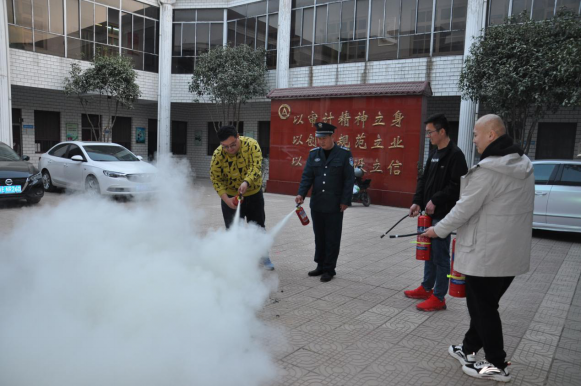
[221,190,266,230]
[311,209,344,275]
[463,275,514,368]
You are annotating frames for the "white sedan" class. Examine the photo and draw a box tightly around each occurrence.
[39,142,157,196]
[532,159,581,233]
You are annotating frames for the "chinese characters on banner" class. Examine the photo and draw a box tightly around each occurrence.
[282,105,406,176]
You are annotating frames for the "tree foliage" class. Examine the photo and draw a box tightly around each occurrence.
[189,45,268,132]
[459,9,581,154]
[63,54,141,142]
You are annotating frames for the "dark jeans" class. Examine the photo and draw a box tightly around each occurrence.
[421,218,451,300]
[463,275,514,369]
[221,190,266,230]
[311,209,344,275]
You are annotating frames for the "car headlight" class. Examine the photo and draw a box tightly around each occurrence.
[103,170,127,178]
[28,172,42,184]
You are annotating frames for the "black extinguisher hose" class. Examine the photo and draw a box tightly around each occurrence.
[380,214,410,239]
[389,231,457,238]
[389,232,422,238]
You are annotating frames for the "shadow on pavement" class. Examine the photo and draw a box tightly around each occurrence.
[533,229,581,243]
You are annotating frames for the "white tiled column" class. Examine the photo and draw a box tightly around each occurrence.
[0,0,13,146]
[276,0,291,89]
[157,0,175,156]
[457,0,487,166]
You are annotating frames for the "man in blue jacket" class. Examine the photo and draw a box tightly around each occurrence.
[295,122,355,282]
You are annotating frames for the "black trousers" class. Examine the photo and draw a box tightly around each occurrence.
[311,209,344,275]
[221,190,266,230]
[463,275,514,368]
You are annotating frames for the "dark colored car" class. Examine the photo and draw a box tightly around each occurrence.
[0,142,44,204]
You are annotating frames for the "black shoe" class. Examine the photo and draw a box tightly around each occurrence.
[320,273,333,282]
[308,268,324,277]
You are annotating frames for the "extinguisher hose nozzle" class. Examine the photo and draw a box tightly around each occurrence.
[380,214,410,239]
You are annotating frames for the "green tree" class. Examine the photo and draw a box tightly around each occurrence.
[63,54,141,142]
[459,9,581,154]
[189,45,268,133]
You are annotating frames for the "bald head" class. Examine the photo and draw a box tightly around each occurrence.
[476,114,506,137]
[473,114,506,154]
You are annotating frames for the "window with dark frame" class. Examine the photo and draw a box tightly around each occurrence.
[172,8,224,74]
[6,0,160,72]
[535,122,577,160]
[291,0,471,67]
[112,116,132,150]
[258,121,270,158]
[12,109,22,156]
[171,120,188,155]
[82,114,102,141]
[173,1,279,74]
[34,110,61,153]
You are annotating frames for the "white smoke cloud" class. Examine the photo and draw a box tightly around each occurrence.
[0,156,281,386]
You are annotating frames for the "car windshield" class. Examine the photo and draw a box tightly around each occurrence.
[0,143,21,161]
[83,145,139,162]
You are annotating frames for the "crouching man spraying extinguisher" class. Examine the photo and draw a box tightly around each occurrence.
[422,115,535,382]
[406,114,468,311]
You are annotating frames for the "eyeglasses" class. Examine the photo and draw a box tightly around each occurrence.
[425,130,438,137]
[221,139,238,150]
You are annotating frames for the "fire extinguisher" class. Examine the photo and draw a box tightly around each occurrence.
[448,238,466,298]
[296,205,310,226]
[233,194,244,206]
[416,214,432,261]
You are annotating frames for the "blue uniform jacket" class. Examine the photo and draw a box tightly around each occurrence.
[297,145,355,213]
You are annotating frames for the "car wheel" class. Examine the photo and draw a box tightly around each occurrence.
[362,192,371,207]
[85,175,101,195]
[26,197,42,205]
[42,170,56,192]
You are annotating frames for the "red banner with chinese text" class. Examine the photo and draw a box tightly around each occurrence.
[267,95,427,207]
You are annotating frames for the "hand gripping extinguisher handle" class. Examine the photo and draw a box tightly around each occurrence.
[233,194,244,207]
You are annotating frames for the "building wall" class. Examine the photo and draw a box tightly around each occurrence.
[10,84,271,178]
[5,0,581,185]
[9,49,159,101]
[11,85,581,182]
[172,70,277,103]
[10,48,462,106]
[287,56,463,97]
[423,97,581,164]
[170,101,271,178]
[11,86,157,165]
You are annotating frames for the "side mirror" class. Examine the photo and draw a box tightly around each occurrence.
[137,155,143,160]
[71,155,84,162]
[22,155,30,161]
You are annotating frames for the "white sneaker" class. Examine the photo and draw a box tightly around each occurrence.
[448,344,476,366]
[462,360,511,382]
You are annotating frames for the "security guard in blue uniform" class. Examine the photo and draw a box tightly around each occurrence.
[295,122,355,282]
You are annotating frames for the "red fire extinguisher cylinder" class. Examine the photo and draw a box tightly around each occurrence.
[296,205,310,226]
[416,214,432,261]
[449,238,466,298]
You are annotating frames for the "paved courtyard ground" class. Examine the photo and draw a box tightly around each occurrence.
[1,178,580,385]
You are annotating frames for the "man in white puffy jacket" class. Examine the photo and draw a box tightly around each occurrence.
[422,114,534,383]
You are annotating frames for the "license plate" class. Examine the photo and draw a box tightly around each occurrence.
[0,185,22,194]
